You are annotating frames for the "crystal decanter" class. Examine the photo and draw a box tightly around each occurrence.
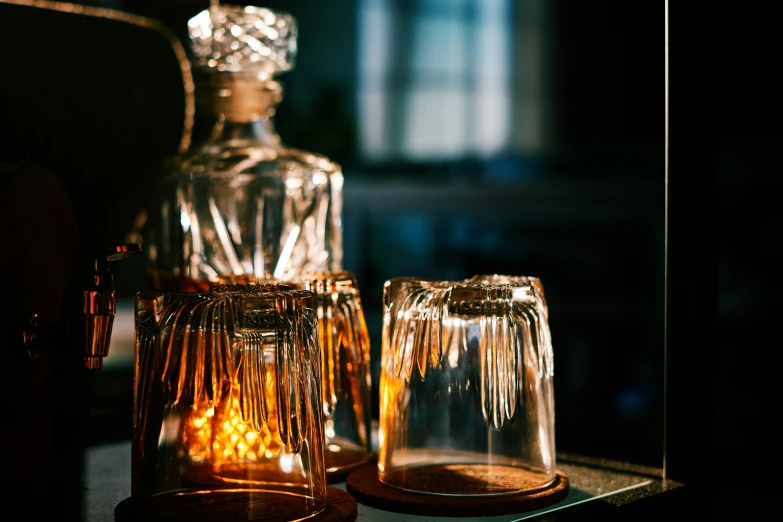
[147,4,343,291]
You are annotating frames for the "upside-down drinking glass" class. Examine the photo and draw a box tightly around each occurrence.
[212,271,374,479]
[132,287,327,521]
[293,272,374,478]
[378,275,557,496]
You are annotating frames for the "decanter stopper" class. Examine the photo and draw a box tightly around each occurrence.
[187,4,297,80]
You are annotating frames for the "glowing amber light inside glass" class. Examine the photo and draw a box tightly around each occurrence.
[182,373,283,471]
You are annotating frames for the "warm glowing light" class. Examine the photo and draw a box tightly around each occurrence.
[181,371,283,470]
[285,177,303,189]
[312,172,327,185]
[280,453,293,473]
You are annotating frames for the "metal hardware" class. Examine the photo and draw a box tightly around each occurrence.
[83,243,142,370]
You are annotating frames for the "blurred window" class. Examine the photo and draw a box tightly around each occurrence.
[358,0,515,160]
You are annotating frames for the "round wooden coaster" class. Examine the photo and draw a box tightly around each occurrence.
[115,486,357,522]
[346,463,569,518]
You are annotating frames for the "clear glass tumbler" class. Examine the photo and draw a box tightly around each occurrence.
[132,287,327,521]
[212,272,374,479]
[293,272,373,478]
[378,275,557,496]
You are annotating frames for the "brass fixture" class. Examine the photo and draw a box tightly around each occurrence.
[21,243,142,370]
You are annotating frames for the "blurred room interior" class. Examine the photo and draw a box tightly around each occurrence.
[1,0,662,466]
[2,0,718,519]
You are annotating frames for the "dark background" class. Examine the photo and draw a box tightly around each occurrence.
[2,0,663,465]
[109,0,667,469]
[4,0,743,508]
